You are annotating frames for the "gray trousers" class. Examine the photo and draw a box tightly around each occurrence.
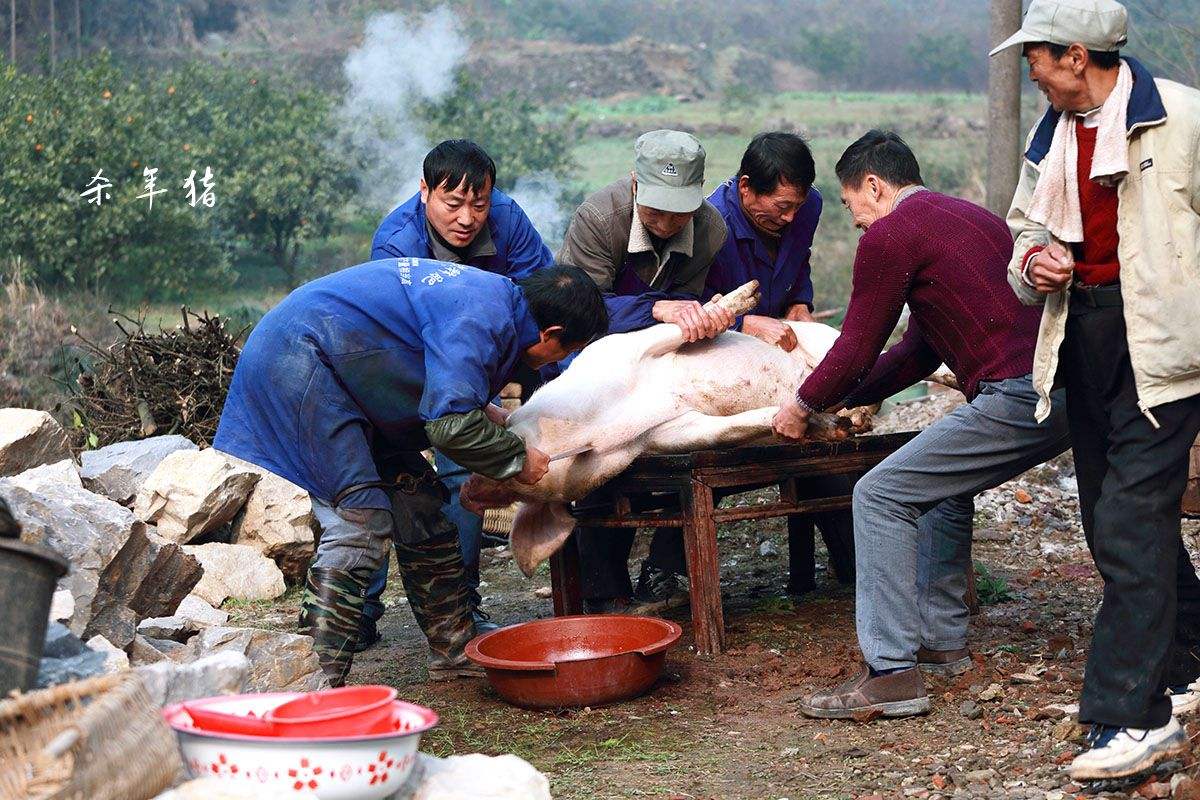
[312,499,393,572]
[855,376,1070,671]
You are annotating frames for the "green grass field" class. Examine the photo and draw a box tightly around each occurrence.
[560,90,1012,308]
[143,89,1045,322]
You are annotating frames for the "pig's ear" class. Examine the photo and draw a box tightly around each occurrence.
[510,501,576,577]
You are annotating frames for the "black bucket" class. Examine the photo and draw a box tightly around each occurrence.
[0,538,70,695]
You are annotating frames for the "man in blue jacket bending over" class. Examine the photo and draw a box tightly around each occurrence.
[367,140,555,644]
[214,260,607,686]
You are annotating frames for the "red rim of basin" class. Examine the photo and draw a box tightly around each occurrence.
[163,694,438,743]
[465,614,683,672]
[266,685,398,725]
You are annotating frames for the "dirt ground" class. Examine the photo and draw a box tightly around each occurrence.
[232,393,1200,800]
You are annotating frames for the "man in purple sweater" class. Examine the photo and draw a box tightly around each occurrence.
[773,131,1071,718]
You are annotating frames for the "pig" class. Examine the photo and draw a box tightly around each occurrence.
[461,281,867,576]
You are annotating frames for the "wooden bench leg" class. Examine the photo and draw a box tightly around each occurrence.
[682,478,724,655]
[815,509,856,585]
[550,531,583,616]
[787,514,817,595]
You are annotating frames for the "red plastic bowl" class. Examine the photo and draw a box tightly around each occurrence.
[465,615,682,709]
[265,685,398,737]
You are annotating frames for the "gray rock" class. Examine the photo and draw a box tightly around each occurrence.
[36,648,107,688]
[409,753,552,800]
[186,627,327,693]
[85,634,130,672]
[0,481,141,636]
[963,769,997,784]
[144,637,190,661]
[973,527,1012,542]
[154,780,318,799]
[81,435,198,505]
[42,622,89,659]
[224,453,316,582]
[177,594,229,628]
[183,543,286,606]
[0,408,72,477]
[137,596,228,642]
[48,589,75,623]
[133,449,259,543]
[136,650,251,707]
[959,700,983,719]
[137,615,193,642]
[758,540,779,558]
[128,635,171,666]
[6,459,82,492]
[83,526,203,649]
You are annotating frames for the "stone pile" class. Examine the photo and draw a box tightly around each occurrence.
[0,407,323,698]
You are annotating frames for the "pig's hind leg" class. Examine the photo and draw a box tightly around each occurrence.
[645,407,855,453]
[644,407,779,453]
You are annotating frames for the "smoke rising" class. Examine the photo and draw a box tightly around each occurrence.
[508,173,570,250]
[339,7,570,249]
[339,8,467,211]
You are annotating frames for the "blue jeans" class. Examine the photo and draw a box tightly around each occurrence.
[854,376,1070,671]
[361,451,484,627]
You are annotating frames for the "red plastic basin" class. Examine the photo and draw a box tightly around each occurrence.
[465,615,682,709]
[265,685,398,737]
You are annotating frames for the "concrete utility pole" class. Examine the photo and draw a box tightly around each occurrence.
[986,0,1024,217]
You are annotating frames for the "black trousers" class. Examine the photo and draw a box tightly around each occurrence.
[577,480,855,602]
[1062,288,1200,729]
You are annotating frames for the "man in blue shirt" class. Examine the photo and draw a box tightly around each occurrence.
[366,140,555,644]
[214,260,607,685]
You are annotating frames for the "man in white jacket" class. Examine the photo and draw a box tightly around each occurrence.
[993,0,1200,782]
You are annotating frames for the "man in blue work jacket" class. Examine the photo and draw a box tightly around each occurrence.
[366,140,555,646]
[214,260,607,686]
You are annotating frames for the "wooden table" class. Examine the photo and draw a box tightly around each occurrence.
[549,432,919,655]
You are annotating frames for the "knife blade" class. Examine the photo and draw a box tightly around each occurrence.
[548,444,595,462]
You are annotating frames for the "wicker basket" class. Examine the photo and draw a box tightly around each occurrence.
[0,672,182,800]
[482,504,518,536]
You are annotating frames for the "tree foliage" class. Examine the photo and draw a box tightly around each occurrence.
[420,71,576,192]
[0,54,354,297]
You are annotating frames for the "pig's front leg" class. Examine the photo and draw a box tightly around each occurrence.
[460,474,520,515]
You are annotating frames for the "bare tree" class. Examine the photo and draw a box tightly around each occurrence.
[73,0,80,58]
[9,0,15,63]
[985,0,1023,216]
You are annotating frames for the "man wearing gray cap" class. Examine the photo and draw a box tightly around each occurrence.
[558,129,732,341]
[994,0,1200,781]
[557,129,732,611]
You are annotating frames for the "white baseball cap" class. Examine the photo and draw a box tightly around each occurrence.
[989,0,1128,57]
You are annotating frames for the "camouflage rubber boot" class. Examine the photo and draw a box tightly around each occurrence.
[394,533,484,681]
[298,567,370,688]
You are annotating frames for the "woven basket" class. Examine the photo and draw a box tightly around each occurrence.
[0,672,181,800]
[482,504,518,536]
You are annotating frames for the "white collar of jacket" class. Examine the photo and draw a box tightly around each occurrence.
[1025,56,1167,166]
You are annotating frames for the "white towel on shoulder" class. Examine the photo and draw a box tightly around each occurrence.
[1026,61,1133,244]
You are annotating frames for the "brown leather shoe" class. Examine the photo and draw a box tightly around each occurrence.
[799,664,930,719]
[917,646,973,676]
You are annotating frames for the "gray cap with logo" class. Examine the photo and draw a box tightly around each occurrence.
[633,129,706,214]
[989,0,1128,57]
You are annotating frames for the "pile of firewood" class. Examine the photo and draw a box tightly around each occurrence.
[70,309,243,449]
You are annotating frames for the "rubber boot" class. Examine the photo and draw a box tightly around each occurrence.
[395,533,483,681]
[298,566,370,688]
